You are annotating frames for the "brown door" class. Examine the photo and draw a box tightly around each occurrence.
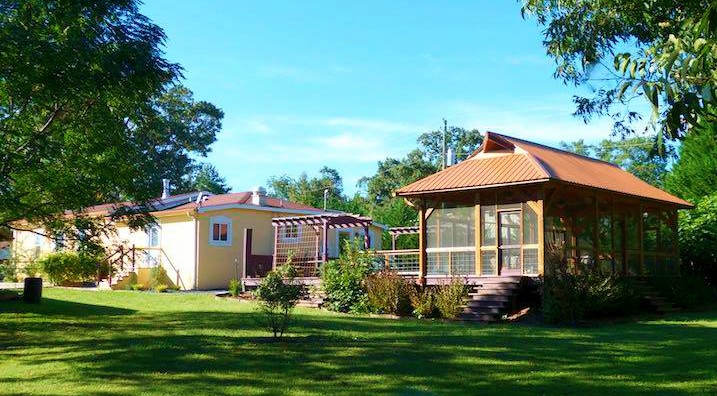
[498,211,521,275]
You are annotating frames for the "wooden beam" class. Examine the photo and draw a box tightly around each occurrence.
[322,220,329,263]
[272,226,279,269]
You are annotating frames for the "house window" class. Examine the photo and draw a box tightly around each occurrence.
[147,225,160,247]
[33,234,42,257]
[282,224,299,240]
[209,216,232,246]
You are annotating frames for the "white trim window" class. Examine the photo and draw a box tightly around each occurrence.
[147,225,161,247]
[280,224,300,243]
[209,215,232,246]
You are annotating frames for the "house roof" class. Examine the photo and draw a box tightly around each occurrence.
[396,132,692,208]
[82,191,322,218]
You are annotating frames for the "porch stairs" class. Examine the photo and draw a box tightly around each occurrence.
[634,278,681,314]
[460,276,523,323]
[296,289,326,309]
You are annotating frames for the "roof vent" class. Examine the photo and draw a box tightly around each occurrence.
[251,186,267,206]
[161,179,171,199]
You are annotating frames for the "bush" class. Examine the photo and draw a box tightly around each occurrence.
[228,278,241,297]
[410,287,438,319]
[155,284,168,293]
[124,272,139,290]
[543,247,642,324]
[148,265,170,291]
[38,252,100,284]
[130,283,146,291]
[366,270,413,316]
[320,239,374,313]
[253,264,302,339]
[0,260,17,282]
[434,278,468,319]
[649,275,717,309]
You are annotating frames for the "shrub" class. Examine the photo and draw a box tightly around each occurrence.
[155,284,168,293]
[124,272,139,290]
[320,239,374,313]
[366,270,413,316]
[228,278,241,297]
[130,283,146,291]
[253,264,302,339]
[434,278,468,319]
[649,275,717,309]
[410,287,438,319]
[0,260,18,282]
[148,265,170,290]
[678,193,717,288]
[38,252,100,284]
[543,246,642,324]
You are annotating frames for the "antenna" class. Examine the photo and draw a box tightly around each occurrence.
[442,118,448,170]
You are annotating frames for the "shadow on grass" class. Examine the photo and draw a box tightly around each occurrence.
[1,295,717,395]
[0,297,136,317]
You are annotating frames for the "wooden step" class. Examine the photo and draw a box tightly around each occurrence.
[473,283,520,291]
[459,312,500,322]
[465,299,508,308]
[471,276,523,284]
[463,306,503,315]
[469,288,516,296]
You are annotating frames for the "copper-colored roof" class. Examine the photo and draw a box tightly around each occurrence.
[397,132,692,208]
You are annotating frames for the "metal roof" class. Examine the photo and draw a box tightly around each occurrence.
[396,132,692,208]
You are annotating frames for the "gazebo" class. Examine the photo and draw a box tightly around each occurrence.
[392,132,693,284]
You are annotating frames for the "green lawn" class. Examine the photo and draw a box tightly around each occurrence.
[1,289,716,395]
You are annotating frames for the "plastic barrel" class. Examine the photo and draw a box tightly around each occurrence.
[23,277,42,303]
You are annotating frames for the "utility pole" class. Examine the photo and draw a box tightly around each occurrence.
[442,118,448,170]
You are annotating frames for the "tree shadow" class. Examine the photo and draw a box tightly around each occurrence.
[2,296,717,395]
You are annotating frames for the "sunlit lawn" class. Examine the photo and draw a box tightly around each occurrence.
[1,289,716,395]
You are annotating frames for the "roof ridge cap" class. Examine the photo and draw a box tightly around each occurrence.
[499,133,622,168]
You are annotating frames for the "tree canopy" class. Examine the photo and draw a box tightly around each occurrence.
[0,0,224,241]
[522,0,717,138]
[560,137,674,187]
[268,167,345,210]
[666,123,717,202]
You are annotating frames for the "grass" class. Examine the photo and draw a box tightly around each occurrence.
[1,289,716,395]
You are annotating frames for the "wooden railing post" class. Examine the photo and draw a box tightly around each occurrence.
[418,205,428,285]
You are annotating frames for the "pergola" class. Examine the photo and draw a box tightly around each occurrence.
[388,226,419,250]
[271,213,373,277]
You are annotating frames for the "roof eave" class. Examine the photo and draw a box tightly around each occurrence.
[395,179,551,197]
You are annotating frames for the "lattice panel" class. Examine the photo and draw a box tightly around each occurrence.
[274,224,322,277]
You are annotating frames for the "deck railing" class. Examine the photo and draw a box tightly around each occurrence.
[373,249,420,275]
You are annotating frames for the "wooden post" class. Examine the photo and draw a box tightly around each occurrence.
[131,244,135,272]
[314,227,320,263]
[418,204,428,285]
[475,195,481,276]
[391,234,397,250]
[363,225,371,250]
[322,220,329,263]
[593,193,599,269]
[638,202,645,276]
[272,225,279,269]
[537,187,545,276]
[243,228,251,278]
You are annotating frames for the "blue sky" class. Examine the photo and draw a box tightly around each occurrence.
[141,1,617,195]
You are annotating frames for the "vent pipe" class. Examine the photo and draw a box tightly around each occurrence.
[446,148,456,167]
[161,179,171,199]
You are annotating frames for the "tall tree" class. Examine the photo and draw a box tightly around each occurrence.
[268,167,345,210]
[0,1,219,243]
[181,163,230,195]
[522,0,717,138]
[666,123,717,202]
[144,84,224,195]
[418,127,483,166]
[560,137,674,187]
